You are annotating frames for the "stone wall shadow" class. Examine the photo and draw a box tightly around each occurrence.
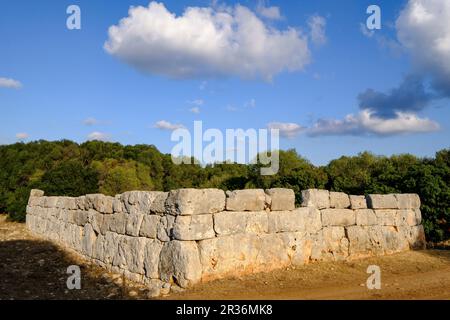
[0,239,137,300]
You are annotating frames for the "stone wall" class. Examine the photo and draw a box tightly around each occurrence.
[26,188,426,296]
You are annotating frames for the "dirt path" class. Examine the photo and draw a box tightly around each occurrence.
[1,215,449,300]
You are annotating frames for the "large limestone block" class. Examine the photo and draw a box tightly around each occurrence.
[166,189,225,215]
[375,209,397,226]
[56,197,77,210]
[225,189,266,211]
[355,209,378,226]
[301,189,330,209]
[103,232,120,265]
[30,189,45,198]
[265,188,295,211]
[85,194,114,214]
[45,197,59,208]
[74,210,89,226]
[214,211,268,236]
[126,213,145,237]
[278,231,313,265]
[311,227,349,261]
[108,213,127,234]
[395,194,421,209]
[157,215,175,242]
[159,241,202,288]
[268,207,321,233]
[366,194,398,209]
[143,239,163,279]
[349,195,367,209]
[76,196,86,210]
[121,191,167,215]
[396,209,421,227]
[113,236,147,274]
[254,234,291,271]
[172,214,215,241]
[321,209,355,227]
[401,225,426,249]
[346,226,385,258]
[381,226,410,254]
[330,192,350,209]
[139,215,160,238]
[87,209,104,234]
[93,234,105,261]
[82,224,97,257]
[198,234,261,281]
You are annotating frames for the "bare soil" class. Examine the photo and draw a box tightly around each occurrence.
[1,215,449,300]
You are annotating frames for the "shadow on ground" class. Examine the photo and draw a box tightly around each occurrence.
[0,239,143,300]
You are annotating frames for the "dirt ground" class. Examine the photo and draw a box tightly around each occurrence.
[1,214,449,300]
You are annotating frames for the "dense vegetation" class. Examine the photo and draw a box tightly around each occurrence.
[0,140,448,242]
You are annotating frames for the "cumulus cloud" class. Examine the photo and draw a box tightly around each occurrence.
[268,122,303,138]
[87,132,110,141]
[358,75,434,118]
[188,99,204,106]
[307,109,439,137]
[154,120,185,131]
[189,107,201,114]
[16,133,29,140]
[396,0,450,95]
[308,15,327,46]
[256,1,282,20]
[83,117,98,126]
[0,77,22,89]
[104,1,310,80]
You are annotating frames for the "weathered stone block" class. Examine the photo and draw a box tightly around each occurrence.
[172,214,215,241]
[321,209,355,227]
[126,213,145,237]
[87,209,104,234]
[396,209,421,227]
[265,188,295,211]
[166,189,225,215]
[159,240,202,288]
[346,226,385,258]
[278,231,312,265]
[301,189,330,209]
[225,189,266,211]
[113,236,147,274]
[82,224,97,257]
[157,215,175,242]
[349,195,367,209]
[198,234,261,281]
[268,207,321,233]
[355,209,378,226]
[375,209,397,226]
[30,189,45,198]
[139,215,160,238]
[108,213,127,234]
[86,194,114,214]
[143,239,163,279]
[330,192,350,209]
[214,211,268,236]
[366,194,398,209]
[395,194,421,209]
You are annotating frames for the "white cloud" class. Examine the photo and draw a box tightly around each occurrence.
[256,1,282,20]
[244,98,256,108]
[87,132,111,141]
[188,99,204,106]
[104,1,310,80]
[16,133,29,140]
[189,107,201,114]
[83,117,98,126]
[268,122,303,138]
[307,109,440,137]
[0,77,22,89]
[226,105,238,112]
[396,0,450,94]
[154,120,185,131]
[308,15,327,46]
[360,23,374,38]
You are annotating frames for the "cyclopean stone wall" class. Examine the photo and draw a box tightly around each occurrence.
[25,188,426,296]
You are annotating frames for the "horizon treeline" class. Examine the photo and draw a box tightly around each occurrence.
[0,140,448,242]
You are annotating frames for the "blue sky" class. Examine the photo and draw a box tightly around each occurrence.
[1,0,449,165]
